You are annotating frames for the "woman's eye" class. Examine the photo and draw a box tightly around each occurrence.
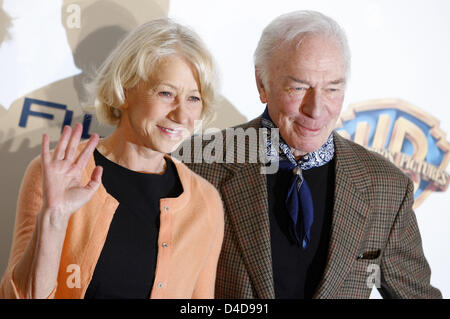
[159,91,172,97]
[188,96,201,102]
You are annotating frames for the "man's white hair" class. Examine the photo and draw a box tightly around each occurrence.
[254,10,351,87]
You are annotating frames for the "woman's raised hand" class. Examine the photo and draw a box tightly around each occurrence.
[41,123,103,221]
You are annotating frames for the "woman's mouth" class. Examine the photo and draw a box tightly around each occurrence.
[157,125,183,137]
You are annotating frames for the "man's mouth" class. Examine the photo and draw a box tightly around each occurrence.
[295,122,322,133]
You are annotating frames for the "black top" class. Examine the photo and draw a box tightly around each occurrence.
[266,158,335,299]
[84,149,183,299]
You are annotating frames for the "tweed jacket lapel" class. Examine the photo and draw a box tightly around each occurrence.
[313,132,372,298]
[219,117,275,298]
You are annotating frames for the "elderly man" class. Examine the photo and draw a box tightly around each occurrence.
[183,10,441,298]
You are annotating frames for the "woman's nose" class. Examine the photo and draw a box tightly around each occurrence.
[168,100,189,125]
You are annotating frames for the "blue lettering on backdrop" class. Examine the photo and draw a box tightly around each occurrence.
[18,97,93,139]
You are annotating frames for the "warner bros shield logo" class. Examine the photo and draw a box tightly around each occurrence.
[336,99,450,209]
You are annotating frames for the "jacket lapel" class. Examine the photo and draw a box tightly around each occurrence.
[219,117,275,298]
[314,132,372,298]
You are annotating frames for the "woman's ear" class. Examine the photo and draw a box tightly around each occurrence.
[122,89,129,110]
[255,70,268,104]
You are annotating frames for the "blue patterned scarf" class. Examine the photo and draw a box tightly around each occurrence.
[261,107,334,249]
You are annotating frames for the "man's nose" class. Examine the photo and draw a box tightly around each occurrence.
[300,88,323,118]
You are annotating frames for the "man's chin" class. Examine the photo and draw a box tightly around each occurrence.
[288,140,326,155]
[288,129,333,151]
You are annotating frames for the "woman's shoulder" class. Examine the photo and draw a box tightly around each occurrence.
[21,155,43,193]
[167,155,223,209]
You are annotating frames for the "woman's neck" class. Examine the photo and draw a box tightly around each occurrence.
[97,126,166,175]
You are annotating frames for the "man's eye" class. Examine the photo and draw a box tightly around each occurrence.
[287,87,308,95]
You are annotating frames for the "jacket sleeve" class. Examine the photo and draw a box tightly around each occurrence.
[192,188,224,299]
[0,156,56,299]
[378,178,442,299]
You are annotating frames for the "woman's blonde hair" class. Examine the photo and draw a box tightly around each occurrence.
[90,18,218,126]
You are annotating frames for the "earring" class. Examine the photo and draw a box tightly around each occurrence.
[112,107,121,118]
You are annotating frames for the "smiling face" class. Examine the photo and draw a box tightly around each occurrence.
[257,34,346,157]
[121,55,203,154]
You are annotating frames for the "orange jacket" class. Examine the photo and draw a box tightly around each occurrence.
[0,148,224,299]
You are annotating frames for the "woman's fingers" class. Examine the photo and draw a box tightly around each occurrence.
[65,123,83,161]
[44,124,99,173]
[53,125,72,161]
[74,133,99,171]
[41,133,51,166]
[40,127,102,215]
[85,166,103,193]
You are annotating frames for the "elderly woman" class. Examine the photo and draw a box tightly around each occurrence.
[0,19,223,299]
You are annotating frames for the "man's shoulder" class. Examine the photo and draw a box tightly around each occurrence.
[170,155,219,190]
[334,132,410,183]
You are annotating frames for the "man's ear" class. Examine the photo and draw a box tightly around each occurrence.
[255,69,268,104]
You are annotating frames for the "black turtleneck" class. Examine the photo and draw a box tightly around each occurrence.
[266,157,335,298]
[84,149,183,299]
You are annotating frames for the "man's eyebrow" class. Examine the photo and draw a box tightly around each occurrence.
[285,76,310,85]
[285,76,346,86]
[327,78,346,85]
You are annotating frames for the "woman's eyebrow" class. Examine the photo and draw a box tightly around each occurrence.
[158,82,200,93]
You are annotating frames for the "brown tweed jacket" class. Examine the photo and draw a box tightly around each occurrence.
[181,116,442,299]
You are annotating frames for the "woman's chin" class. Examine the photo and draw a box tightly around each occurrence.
[154,138,189,154]
[141,128,193,154]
